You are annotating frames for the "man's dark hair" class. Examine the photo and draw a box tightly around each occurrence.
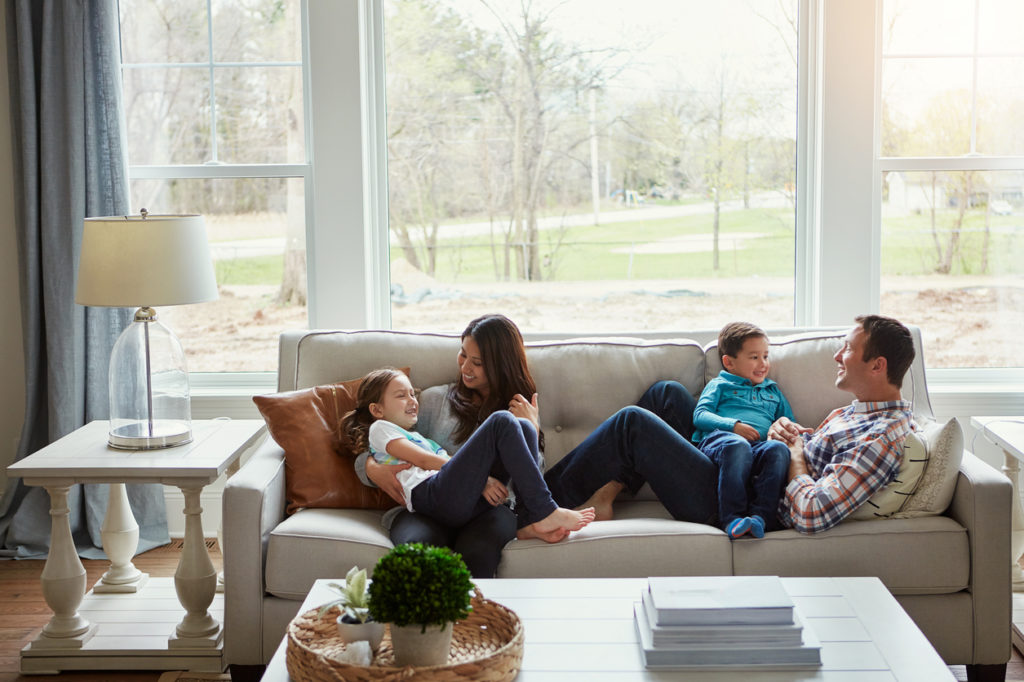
[717,321,767,361]
[855,314,915,387]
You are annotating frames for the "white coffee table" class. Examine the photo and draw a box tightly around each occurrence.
[6,418,265,673]
[263,576,952,681]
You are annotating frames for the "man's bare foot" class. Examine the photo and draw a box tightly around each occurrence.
[516,525,571,543]
[532,506,595,536]
[576,481,624,521]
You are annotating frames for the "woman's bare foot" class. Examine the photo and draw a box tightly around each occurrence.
[533,506,595,535]
[576,481,624,521]
[516,525,571,543]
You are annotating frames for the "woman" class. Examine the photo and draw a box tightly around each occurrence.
[361,314,548,577]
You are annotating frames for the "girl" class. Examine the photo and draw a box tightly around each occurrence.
[345,367,594,543]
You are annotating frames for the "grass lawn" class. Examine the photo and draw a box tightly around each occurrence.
[212,207,1023,286]
[404,208,797,283]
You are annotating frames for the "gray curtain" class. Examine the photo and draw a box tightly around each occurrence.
[0,0,169,558]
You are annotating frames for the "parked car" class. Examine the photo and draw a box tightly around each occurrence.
[991,200,1013,215]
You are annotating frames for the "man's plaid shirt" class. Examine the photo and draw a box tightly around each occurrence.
[779,399,915,534]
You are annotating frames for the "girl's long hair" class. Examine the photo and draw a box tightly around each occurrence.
[447,314,543,449]
[342,368,404,455]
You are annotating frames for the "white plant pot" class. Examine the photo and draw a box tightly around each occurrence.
[336,617,385,653]
[389,621,454,667]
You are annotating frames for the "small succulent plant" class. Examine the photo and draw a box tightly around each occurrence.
[318,565,372,623]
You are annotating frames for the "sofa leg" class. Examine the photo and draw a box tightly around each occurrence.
[967,663,1007,682]
[229,664,267,682]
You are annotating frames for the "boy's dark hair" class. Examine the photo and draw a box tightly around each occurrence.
[855,314,915,387]
[717,321,767,361]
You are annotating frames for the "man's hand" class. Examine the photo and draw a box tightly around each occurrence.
[365,457,410,506]
[768,416,812,445]
[787,438,810,482]
[482,477,509,506]
[733,421,760,443]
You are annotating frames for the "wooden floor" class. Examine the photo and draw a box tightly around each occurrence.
[0,541,228,682]
[1,544,1023,682]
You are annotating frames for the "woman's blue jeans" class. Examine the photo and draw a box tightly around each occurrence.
[697,430,789,530]
[543,380,720,526]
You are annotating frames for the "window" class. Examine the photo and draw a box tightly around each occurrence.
[382,0,800,333]
[878,0,1024,368]
[117,0,1023,386]
[119,0,308,373]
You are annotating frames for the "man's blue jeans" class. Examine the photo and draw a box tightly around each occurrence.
[543,380,720,526]
[697,430,789,531]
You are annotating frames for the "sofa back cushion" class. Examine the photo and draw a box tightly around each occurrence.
[292,330,464,391]
[290,330,706,468]
[526,338,705,466]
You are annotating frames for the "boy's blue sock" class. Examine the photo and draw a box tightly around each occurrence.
[749,515,766,539]
[726,517,752,539]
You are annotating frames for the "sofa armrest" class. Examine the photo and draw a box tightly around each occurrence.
[947,450,1012,665]
[223,438,287,666]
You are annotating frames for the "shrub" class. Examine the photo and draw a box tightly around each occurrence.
[368,543,473,632]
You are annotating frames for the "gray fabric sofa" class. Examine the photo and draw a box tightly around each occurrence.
[222,327,1011,675]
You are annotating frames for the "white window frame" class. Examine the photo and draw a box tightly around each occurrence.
[191,0,1023,419]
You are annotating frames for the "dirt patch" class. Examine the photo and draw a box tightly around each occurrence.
[164,277,1022,373]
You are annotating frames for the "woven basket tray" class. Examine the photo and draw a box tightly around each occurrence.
[286,588,524,681]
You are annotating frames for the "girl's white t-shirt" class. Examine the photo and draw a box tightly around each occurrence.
[368,420,449,512]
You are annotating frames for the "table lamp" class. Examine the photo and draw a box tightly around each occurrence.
[75,211,218,449]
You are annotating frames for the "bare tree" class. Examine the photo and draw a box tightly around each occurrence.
[477,0,620,280]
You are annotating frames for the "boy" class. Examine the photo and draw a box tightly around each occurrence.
[693,322,793,539]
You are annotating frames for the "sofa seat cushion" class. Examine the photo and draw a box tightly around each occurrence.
[498,501,732,578]
[266,508,393,600]
[732,515,968,595]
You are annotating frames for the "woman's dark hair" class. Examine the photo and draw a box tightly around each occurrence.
[447,314,543,449]
[341,368,405,455]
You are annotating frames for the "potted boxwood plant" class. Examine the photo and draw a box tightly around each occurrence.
[317,565,385,652]
[368,543,474,666]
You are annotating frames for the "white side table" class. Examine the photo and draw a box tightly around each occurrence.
[6,418,265,673]
[971,416,1024,652]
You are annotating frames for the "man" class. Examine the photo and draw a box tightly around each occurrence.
[768,315,916,533]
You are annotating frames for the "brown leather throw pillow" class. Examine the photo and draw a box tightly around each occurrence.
[252,372,408,514]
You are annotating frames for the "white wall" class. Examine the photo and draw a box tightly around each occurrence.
[0,6,27,495]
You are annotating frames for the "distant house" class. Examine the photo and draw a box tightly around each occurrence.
[886,171,1024,214]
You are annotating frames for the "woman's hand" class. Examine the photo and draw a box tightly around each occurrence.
[509,392,540,432]
[482,477,509,506]
[365,456,410,506]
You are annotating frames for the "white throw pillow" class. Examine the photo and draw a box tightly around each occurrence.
[848,429,930,520]
[892,418,964,518]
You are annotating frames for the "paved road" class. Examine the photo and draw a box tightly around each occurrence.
[207,193,790,260]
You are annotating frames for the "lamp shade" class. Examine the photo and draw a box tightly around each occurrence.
[76,213,218,307]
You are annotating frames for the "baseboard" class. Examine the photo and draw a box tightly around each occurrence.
[163,487,223,538]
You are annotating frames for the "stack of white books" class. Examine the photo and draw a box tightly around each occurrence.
[634,576,822,669]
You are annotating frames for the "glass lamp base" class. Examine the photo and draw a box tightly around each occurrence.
[108,421,193,450]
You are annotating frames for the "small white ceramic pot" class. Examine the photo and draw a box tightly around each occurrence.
[336,616,385,653]
[388,621,454,667]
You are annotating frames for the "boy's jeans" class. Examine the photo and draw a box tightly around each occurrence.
[697,430,789,530]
